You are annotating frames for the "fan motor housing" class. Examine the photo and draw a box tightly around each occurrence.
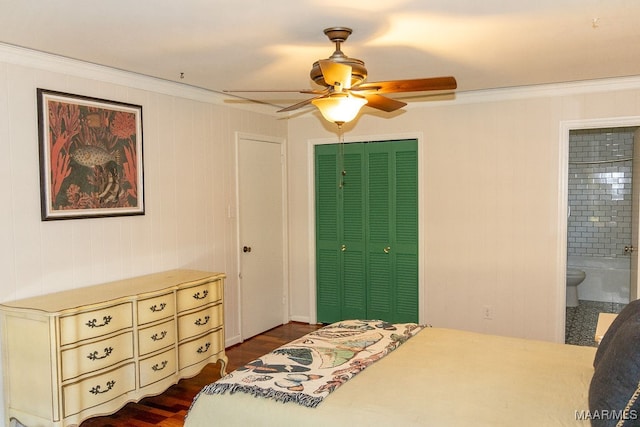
[310,26,368,88]
[310,57,367,88]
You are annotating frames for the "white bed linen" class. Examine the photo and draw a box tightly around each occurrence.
[185,327,596,427]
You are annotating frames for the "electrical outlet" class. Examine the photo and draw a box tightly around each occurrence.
[483,305,493,320]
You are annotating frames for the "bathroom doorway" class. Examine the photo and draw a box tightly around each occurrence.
[565,125,639,345]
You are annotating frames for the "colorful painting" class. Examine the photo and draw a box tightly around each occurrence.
[37,89,144,220]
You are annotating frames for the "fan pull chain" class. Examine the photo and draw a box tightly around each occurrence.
[337,123,346,189]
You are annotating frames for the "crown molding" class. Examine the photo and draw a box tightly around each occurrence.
[407,75,640,109]
[0,42,231,106]
[3,42,640,114]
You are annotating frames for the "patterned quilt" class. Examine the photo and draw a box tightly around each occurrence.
[192,319,425,409]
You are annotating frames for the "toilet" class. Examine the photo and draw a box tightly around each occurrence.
[566,268,586,307]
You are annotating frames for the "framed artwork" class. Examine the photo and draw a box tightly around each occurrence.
[37,89,144,220]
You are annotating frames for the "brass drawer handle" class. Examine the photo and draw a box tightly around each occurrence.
[87,346,114,361]
[151,330,168,341]
[193,290,209,300]
[150,303,167,312]
[89,380,115,395]
[195,316,210,326]
[197,342,211,354]
[86,315,113,328]
[152,360,168,372]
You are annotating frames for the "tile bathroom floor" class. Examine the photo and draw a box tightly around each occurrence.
[565,300,626,346]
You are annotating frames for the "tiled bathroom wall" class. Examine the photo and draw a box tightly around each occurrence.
[567,127,636,304]
[568,127,634,258]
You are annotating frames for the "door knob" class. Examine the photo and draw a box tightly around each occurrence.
[625,245,635,253]
[384,246,391,254]
[243,246,252,253]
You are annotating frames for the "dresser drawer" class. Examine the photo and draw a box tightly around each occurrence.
[178,329,224,370]
[139,348,177,387]
[60,302,133,346]
[177,303,222,341]
[138,319,176,356]
[63,362,136,417]
[176,279,222,312]
[137,292,175,325]
[61,331,134,381]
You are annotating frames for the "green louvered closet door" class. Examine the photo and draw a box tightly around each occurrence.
[315,139,418,324]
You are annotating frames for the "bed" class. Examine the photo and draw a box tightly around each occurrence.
[185,308,640,427]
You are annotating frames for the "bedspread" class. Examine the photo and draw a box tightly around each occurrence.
[186,327,597,427]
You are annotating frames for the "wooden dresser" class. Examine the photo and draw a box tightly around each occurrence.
[0,269,227,427]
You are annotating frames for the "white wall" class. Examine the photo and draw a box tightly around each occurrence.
[0,44,287,425]
[286,78,640,343]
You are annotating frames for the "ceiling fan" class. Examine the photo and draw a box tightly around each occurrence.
[226,27,457,124]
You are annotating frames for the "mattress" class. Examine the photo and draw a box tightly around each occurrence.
[185,327,596,427]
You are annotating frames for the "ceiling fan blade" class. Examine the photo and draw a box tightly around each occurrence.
[318,60,352,90]
[277,95,327,113]
[353,76,457,94]
[362,94,407,112]
[223,89,326,94]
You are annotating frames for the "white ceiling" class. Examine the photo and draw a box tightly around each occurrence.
[2,0,640,112]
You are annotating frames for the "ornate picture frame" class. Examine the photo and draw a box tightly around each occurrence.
[37,89,144,220]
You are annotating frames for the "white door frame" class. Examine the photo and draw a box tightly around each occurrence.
[306,132,426,325]
[557,116,640,342]
[235,132,289,340]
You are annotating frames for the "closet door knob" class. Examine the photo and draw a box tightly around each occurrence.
[243,246,252,253]
[341,245,347,252]
[383,246,391,254]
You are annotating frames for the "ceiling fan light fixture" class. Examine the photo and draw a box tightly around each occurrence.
[312,94,367,125]
[226,27,456,120]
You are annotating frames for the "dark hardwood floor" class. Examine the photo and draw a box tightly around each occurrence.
[80,322,322,427]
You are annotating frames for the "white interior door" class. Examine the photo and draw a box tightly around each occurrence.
[238,135,287,339]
